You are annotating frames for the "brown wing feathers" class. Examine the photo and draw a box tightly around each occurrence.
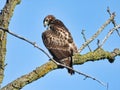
[42,15,78,74]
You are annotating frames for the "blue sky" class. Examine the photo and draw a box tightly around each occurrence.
[0,0,120,90]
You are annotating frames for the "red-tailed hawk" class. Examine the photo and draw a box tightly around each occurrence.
[42,15,78,75]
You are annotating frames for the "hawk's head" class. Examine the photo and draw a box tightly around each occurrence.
[43,15,56,27]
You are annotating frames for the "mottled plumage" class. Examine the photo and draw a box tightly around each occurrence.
[42,15,78,75]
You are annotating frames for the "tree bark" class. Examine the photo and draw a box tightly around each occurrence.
[0,0,21,84]
[1,48,120,90]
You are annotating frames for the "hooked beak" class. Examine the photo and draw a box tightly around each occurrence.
[44,21,48,27]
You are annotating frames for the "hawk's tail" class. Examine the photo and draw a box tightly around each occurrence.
[68,67,75,75]
[62,57,75,75]
[67,59,75,75]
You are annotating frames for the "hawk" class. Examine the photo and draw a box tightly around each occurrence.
[42,15,78,75]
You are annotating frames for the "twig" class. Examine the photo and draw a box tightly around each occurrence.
[81,29,92,51]
[0,27,51,59]
[60,62,107,87]
[78,13,115,53]
[0,27,107,87]
[107,7,120,37]
[97,39,100,47]
[99,24,120,48]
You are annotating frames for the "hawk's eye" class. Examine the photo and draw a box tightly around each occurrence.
[45,19,49,22]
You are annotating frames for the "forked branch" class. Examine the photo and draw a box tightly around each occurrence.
[107,7,120,37]
[81,30,92,51]
[78,13,115,53]
[99,24,120,48]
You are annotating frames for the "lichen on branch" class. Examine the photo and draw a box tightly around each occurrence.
[0,0,21,85]
[73,48,120,64]
[1,48,120,90]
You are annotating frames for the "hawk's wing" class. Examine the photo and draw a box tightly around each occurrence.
[42,30,70,60]
[42,19,77,60]
[50,19,74,43]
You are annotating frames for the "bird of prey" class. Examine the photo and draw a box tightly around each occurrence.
[42,15,78,75]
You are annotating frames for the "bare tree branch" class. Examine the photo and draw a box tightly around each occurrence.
[78,13,115,53]
[107,7,120,37]
[1,48,119,90]
[0,27,52,59]
[0,0,21,85]
[99,24,120,48]
[81,29,92,52]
